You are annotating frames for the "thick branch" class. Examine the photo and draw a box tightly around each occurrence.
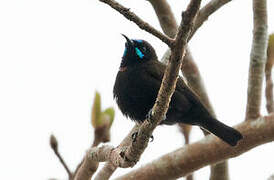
[178,123,193,180]
[148,0,177,38]
[74,157,99,180]
[88,0,201,171]
[115,114,274,180]
[148,1,230,179]
[74,124,112,179]
[93,125,139,180]
[245,0,268,120]
[99,0,173,47]
[94,162,117,180]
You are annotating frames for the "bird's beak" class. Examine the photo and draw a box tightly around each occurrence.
[121,34,134,48]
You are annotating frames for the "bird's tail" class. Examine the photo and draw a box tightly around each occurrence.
[200,118,243,146]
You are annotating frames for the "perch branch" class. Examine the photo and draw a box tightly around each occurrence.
[148,0,231,179]
[99,0,173,47]
[74,118,112,179]
[178,123,193,180]
[245,0,268,120]
[94,162,117,180]
[115,114,274,180]
[93,125,139,180]
[87,0,201,171]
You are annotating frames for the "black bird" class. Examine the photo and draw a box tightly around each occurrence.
[113,35,243,146]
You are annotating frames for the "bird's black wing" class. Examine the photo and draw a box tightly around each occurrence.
[175,69,214,120]
[141,61,193,120]
[140,61,242,145]
[143,60,213,121]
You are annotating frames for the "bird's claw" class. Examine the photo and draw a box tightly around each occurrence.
[131,131,154,143]
[149,135,154,142]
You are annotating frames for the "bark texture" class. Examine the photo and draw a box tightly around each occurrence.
[115,115,274,180]
[245,0,268,120]
[265,34,274,113]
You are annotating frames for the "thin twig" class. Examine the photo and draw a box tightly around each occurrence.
[50,135,73,179]
[99,0,174,47]
[114,114,274,180]
[189,0,232,39]
[245,0,268,120]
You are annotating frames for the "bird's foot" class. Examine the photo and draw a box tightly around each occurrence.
[149,135,154,142]
[131,131,154,143]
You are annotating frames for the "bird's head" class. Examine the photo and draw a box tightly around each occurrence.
[120,34,157,68]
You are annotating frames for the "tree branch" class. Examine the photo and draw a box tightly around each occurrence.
[50,134,73,179]
[178,123,193,180]
[148,0,231,179]
[74,93,114,180]
[148,0,234,116]
[114,114,274,180]
[189,0,232,39]
[73,126,110,180]
[245,0,268,120]
[265,67,273,113]
[99,0,173,47]
[148,0,177,38]
[265,34,274,113]
[94,162,117,180]
[85,0,201,173]
[93,125,139,180]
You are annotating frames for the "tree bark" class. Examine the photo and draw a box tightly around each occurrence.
[245,0,268,120]
[115,115,274,180]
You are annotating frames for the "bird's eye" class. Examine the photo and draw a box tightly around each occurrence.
[142,46,147,52]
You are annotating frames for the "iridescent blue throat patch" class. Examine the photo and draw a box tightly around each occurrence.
[123,47,127,56]
[135,47,144,59]
[134,39,143,43]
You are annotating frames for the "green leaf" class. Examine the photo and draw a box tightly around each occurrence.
[91,91,102,127]
[102,107,115,127]
[268,33,274,48]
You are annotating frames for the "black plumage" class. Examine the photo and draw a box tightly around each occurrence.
[113,35,243,146]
